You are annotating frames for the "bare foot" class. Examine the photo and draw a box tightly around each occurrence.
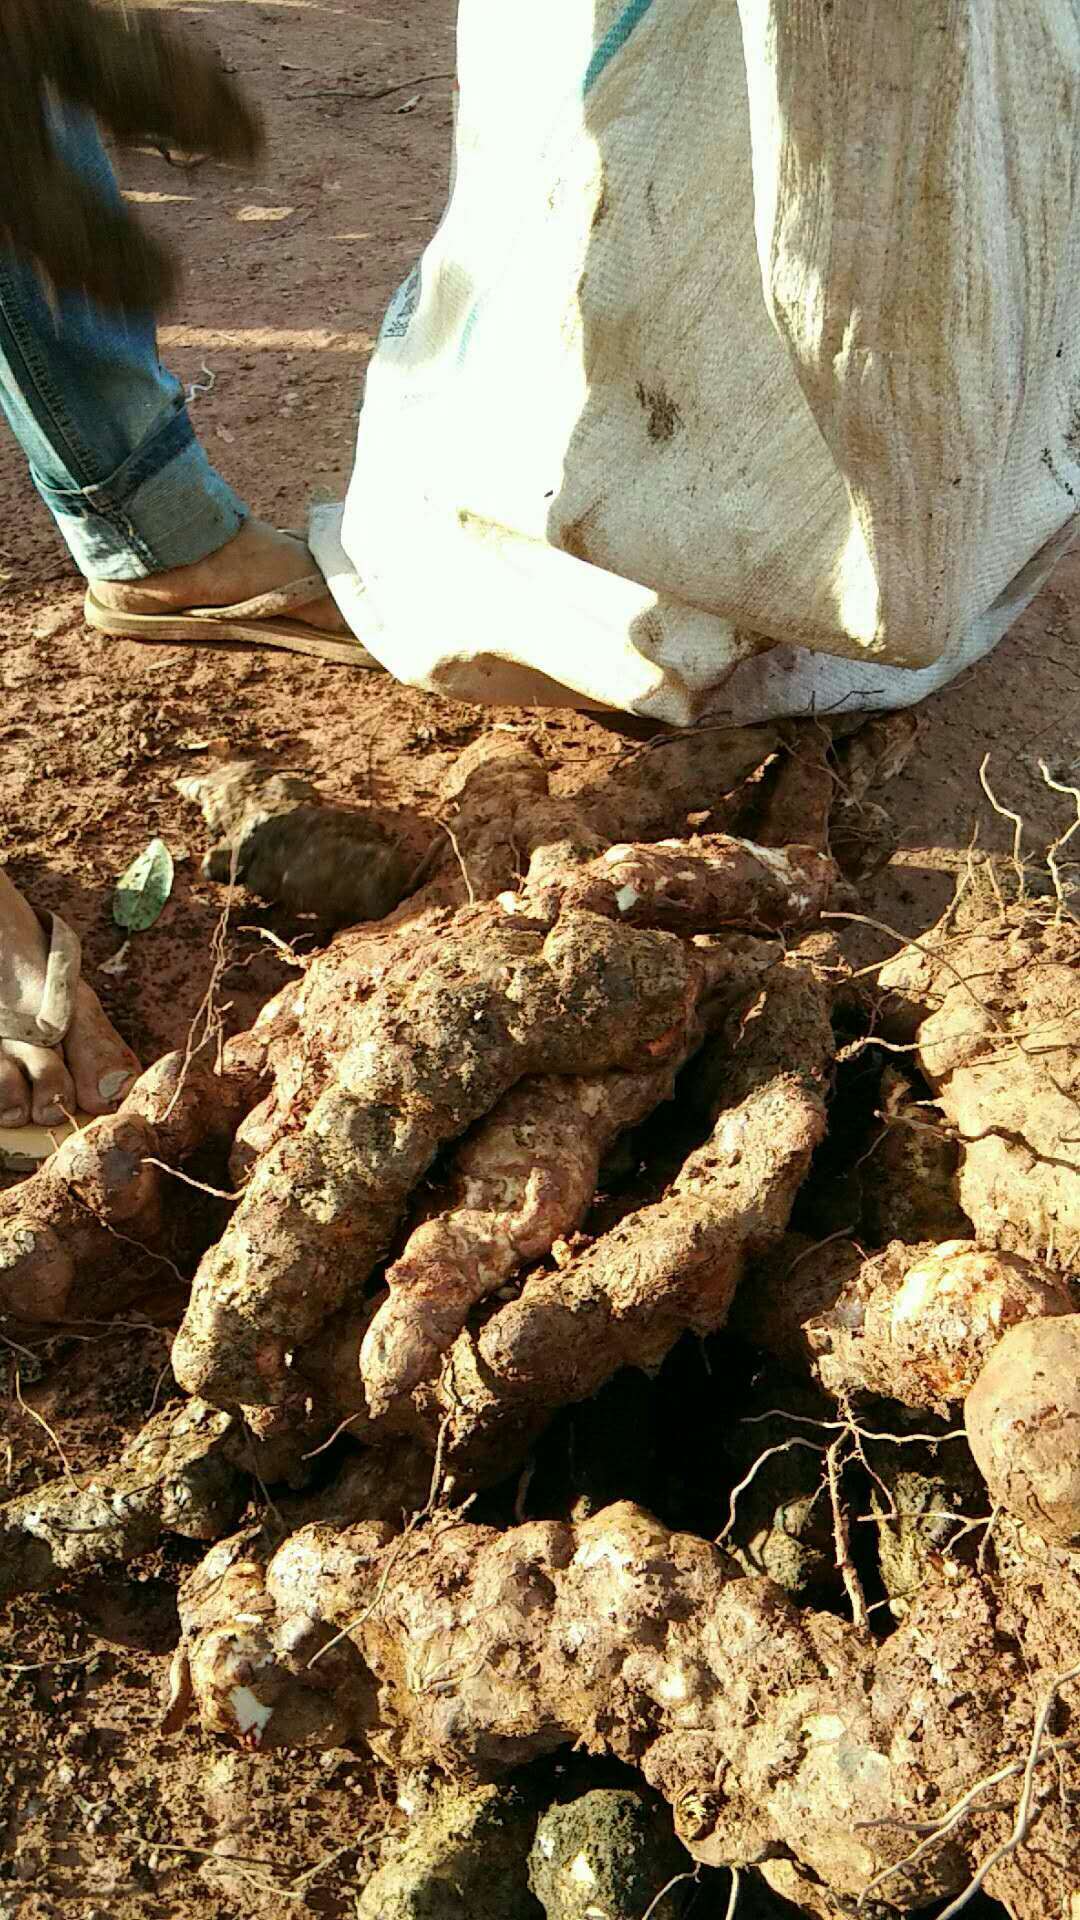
[0,869,140,1126]
[88,520,348,637]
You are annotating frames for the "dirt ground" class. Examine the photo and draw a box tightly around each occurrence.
[2,1,1080,1914]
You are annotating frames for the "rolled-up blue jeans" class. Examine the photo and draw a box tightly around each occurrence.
[0,109,247,581]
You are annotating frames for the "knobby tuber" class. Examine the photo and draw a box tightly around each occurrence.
[0,1398,244,1601]
[739,1236,1073,1416]
[359,935,778,1418]
[737,1236,1080,1544]
[360,1059,692,1419]
[513,834,838,933]
[965,1314,1080,1546]
[262,949,831,1490]
[880,904,1080,1266]
[172,911,766,1413]
[0,1048,260,1324]
[176,1500,1080,1919]
[13,728,1080,1920]
[422,958,832,1474]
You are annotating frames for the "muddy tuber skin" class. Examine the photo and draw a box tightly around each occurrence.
[879,905,1080,1268]
[0,1048,263,1325]
[172,910,718,1411]
[233,947,832,1491]
[177,762,432,928]
[965,1314,1080,1547]
[1,0,263,309]
[513,834,839,934]
[0,1399,246,1602]
[176,1500,1080,1918]
[738,1237,1073,1418]
[357,936,779,1420]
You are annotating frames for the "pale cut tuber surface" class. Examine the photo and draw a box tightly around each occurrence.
[965,1314,1080,1546]
[176,1500,1080,1919]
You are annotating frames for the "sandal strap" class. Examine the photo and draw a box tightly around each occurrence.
[186,572,329,623]
[0,913,81,1048]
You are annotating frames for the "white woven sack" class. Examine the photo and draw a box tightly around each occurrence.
[315,0,1080,724]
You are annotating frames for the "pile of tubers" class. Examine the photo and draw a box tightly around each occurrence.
[3,717,1079,1920]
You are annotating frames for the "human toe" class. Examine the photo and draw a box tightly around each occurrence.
[64,981,141,1114]
[1,1040,77,1126]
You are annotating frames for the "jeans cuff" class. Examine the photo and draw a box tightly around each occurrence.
[32,403,248,581]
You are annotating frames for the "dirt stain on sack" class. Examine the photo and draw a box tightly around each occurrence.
[636,380,682,443]
[559,502,602,563]
[645,179,660,235]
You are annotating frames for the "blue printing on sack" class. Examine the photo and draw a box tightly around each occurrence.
[382,0,656,355]
[584,0,656,94]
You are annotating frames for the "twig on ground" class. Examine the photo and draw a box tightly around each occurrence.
[436,818,476,907]
[742,1410,968,1447]
[307,1388,467,1668]
[640,1862,703,1920]
[142,1158,242,1201]
[163,848,239,1122]
[13,1368,80,1487]
[0,1650,97,1675]
[1039,759,1080,918]
[300,1411,365,1459]
[287,71,453,101]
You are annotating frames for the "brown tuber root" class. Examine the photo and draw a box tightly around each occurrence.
[0,1048,261,1325]
[513,834,839,934]
[424,957,833,1476]
[0,1398,246,1601]
[173,910,716,1411]
[177,760,432,928]
[360,1059,691,1418]
[880,904,1080,1267]
[359,935,777,1419]
[176,1500,1080,1917]
[965,1314,1080,1546]
[739,1236,1073,1417]
[273,948,831,1486]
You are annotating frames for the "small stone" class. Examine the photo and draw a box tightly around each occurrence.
[529,1789,692,1920]
[356,1782,540,1919]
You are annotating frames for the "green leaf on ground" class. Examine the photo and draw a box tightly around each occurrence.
[113,838,175,933]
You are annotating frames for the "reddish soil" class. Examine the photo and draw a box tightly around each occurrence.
[2,1,1079,1913]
